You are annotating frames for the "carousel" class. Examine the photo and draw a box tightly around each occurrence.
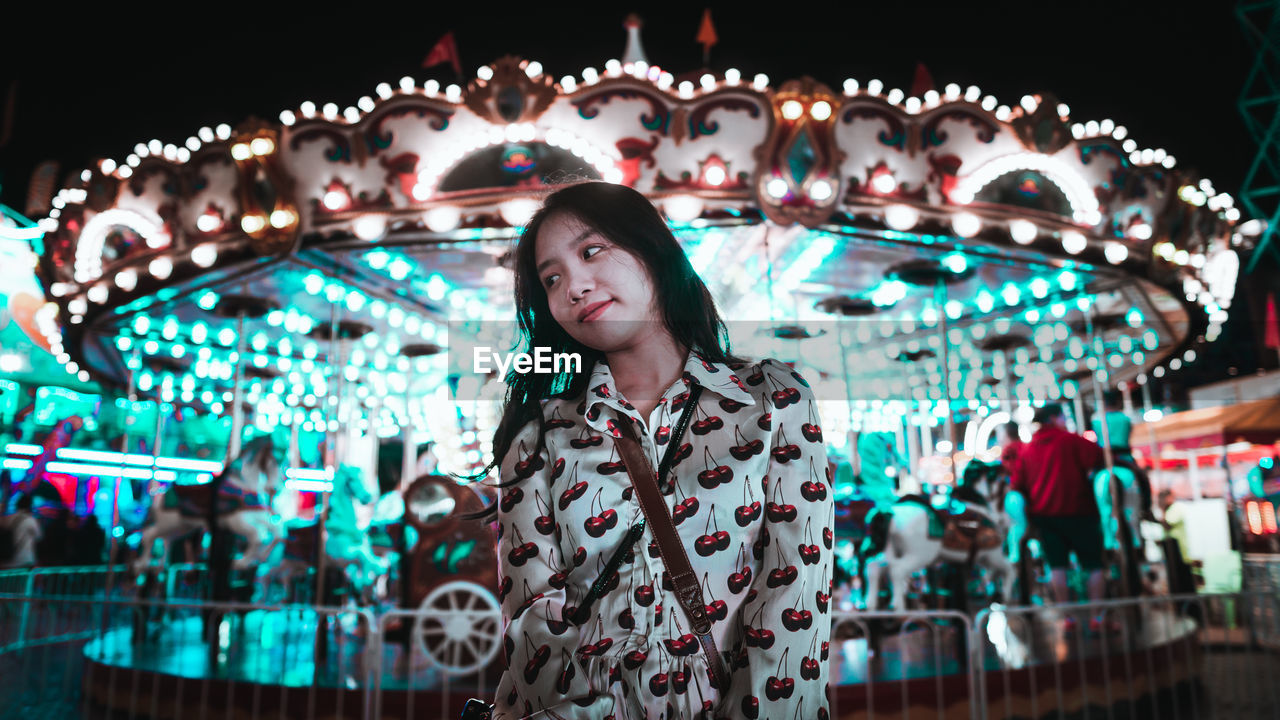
[23,27,1250,718]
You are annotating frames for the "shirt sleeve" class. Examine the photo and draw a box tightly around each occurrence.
[722,361,833,720]
[492,419,601,719]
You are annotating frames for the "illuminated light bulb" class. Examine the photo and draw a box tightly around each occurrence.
[942,253,968,274]
[1128,221,1153,240]
[883,204,919,231]
[499,198,540,226]
[322,103,338,119]
[808,179,834,202]
[703,165,726,186]
[424,205,461,233]
[1104,242,1129,264]
[1001,284,1020,306]
[87,285,108,304]
[905,97,921,113]
[678,81,694,98]
[810,100,832,121]
[886,88,904,105]
[664,195,705,223]
[867,79,883,95]
[477,66,494,81]
[269,209,296,229]
[724,68,741,85]
[1061,230,1087,254]
[781,100,803,120]
[843,78,859,95]
[700,73,716,91]
[766,177,789,199]
[249,137,275,156]
[241,214,266,233]
[1008,219,1037,244]
[149,257,173,280]
[871,172,897,194]
[1029,277,1050,298]
[231,143,252,161]
[353,215,386,241]
[1173,249,1189,265]
[322,190,348,211]
[115,269,137,292]
[753,73,769,90]
[191,243,217,267]
[951,212,981,238]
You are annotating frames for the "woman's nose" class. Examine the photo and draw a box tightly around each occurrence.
[566,271,594,302]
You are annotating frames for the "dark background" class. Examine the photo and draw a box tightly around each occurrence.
[0,2,1273,401]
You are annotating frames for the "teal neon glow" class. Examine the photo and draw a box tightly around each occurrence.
[1001,284,1021,306]
[116,336,132,351]
[5,443,43,456]
[324,283,345,303]
[217,328,236,346]
[1029,278,1050,299]
[2,458,33,470]
[1126,308,1144,327]
[304,273,325,295]
[942,253,968,274]
[133,316,150,334]
[267,310,284,327]
[191,322,208,345]
[365,250,390,270]
[976,290,995,313]
[388,257,414,281]
[197,291,219,310]
[1057,271,1079,291]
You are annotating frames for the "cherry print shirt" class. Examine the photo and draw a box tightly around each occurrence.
[493,350,834,720]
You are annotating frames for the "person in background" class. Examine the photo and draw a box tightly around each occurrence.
[1011,403,1108,627]
[997,420,1024,477]
[1092,389,1153,519]
[0,494,42,568]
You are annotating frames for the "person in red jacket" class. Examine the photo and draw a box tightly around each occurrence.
[997,421,1023,477]
[1011,403,1106,607]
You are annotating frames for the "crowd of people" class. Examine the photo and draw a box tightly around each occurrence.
[0,497,105,569]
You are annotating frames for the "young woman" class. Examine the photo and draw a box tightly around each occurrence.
[484,182,833,720]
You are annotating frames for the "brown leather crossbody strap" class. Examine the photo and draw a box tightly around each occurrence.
[614,407,731,693]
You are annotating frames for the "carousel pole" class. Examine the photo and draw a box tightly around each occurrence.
[227,311,249,461]
[934,279,958,463]
[1140,380,1161,492]
[103,349,140,599]
[1084,308,1128,598]
[316,302,341,607]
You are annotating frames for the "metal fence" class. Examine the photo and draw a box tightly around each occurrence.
[1,564,1278,719]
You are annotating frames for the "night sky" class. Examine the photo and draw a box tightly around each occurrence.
[0,3,1267,396]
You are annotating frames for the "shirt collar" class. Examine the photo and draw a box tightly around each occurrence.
[582,347,756,426]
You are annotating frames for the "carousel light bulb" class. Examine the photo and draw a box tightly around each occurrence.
[883,204,919,231]
[871,172,897,194]
[976,290,995,313]
[249,137,275,156]
[231,143,252,161]
[942,253,968,275]
[1008,219,1037,244]
[1061,230,1087,254]
[353,215,386,241]
[424,205,461,233]
[1001,284,1021,306]
[1128,221,1153,240]
[269,209,296,228]
[241,215,266,234]
[1104,242,1129,264]
[808,179,834,201]
[664,195,705,223]
[114,269,137,292]
[781,101,804,120]
[766,178,789,199]
[810,101,832,121]
[149,257,172,280]
[951,212,981,237]
[191,243,217,267]
[703,164,726,186]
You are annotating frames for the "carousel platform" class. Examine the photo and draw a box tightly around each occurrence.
[76,601,1209,720]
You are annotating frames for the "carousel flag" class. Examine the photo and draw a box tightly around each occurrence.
[696,9,718,65]
[423,31,462,76]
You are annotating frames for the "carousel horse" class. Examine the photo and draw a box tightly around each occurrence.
[131,434,287,576]
[857,431,911,507]
[859,459,1017,611]
[261,463,396,604]
[1094,463,1145,595]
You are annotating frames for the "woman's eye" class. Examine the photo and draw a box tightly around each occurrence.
[583,245,603,259]
[543,273,559,288]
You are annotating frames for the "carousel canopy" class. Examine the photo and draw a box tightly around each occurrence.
[1133,396,1280,451]
[29,55,1248,470]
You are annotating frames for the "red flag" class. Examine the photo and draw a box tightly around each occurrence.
[697,9,718,53]
[1265,292,1280,351]
[423,31,462,76]
[910,62,935,97]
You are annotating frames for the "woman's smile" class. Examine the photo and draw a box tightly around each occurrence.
[578,299,614,323]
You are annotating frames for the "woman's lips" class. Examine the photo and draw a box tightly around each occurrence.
[579,299,614,322]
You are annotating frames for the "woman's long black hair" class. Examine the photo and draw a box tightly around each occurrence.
[464,181,745,520]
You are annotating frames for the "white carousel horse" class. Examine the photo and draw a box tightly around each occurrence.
[260,464,396,603]
[131,434,288,576]
[860,460,1017,611]
[1094,464,1144,554]
[857,431,911,507]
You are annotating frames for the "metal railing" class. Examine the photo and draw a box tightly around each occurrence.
[1,564,1278,719]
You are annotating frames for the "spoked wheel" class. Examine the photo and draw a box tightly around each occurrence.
[413,580,501,674]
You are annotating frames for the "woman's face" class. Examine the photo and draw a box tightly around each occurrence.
[534,211,664,353]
